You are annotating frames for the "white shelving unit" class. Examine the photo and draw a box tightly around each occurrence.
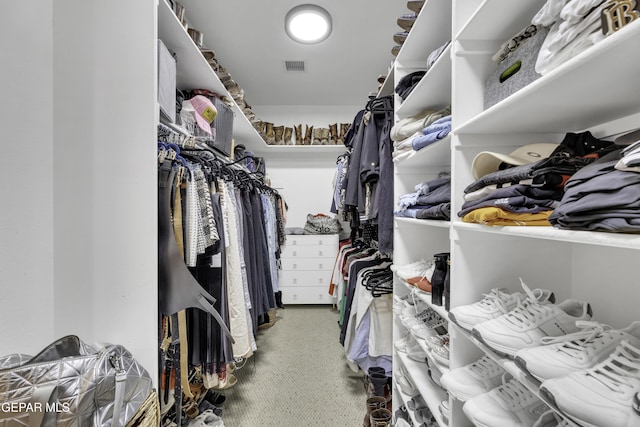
[393,1,640,426]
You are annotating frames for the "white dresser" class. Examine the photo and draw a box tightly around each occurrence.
[279,234,339,305]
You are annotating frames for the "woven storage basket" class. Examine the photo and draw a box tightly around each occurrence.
[126,389,161,427]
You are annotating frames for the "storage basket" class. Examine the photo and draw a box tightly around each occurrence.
[208,95,235,155]
[484,26,549,110]
[125,389,161,427]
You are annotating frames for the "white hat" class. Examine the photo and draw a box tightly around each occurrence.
[472,143,559,180]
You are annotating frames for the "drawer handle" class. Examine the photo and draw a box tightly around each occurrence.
[318,278,323,284]
[293,278,297,284]
[319,240,323,245]
[318,251,323,256]
[319,264,323,269]
[293,251,297,256]
[293,264,297,269]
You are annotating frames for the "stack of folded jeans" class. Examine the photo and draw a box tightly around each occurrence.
[549,148,640,232]
[395,174,451,221]
[460,131,616,226]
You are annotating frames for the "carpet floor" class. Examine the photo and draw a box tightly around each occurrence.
[219,305,367,426]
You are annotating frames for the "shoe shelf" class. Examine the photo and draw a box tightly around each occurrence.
[157,0,264,153]
[395,134,452,170]
[452,221,640,251]
[452,324,582,427]
[395,44,452,119]
[397,280,449,321]
[397,351,449,427]
[393,382,423,427]
[399,326,450,378]
[395,0,452,69]
[455,20,640,135]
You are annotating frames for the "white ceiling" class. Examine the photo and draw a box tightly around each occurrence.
[179,0,410,106]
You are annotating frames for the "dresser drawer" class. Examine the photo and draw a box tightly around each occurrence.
[281,245,335,258]
[280,286,333,305]
[286,234,339,247]
[280,270,332,287]
[280,257,334,271]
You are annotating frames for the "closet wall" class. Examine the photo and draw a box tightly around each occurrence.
[0,2,159,377]
[1,2,55,355]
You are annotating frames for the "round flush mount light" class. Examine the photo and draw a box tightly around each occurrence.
[285,4,332,44]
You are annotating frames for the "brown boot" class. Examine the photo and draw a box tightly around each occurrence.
[363,397,386,427]
[369,408,392,427]
[320,128,330,145]
[338,123,350,144]
[294,124,302,145]
[304,125,313,145]
[329,123,338,145]
[264,122,275,145]
[284,127,293,145]
[313,128,323,145]
[274,126,284,145]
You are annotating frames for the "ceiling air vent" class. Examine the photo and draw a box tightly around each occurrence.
[284,60,306,72]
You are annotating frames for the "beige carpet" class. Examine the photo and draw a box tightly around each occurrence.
[220,305,367,426]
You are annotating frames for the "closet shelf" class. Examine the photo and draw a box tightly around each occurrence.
[157,0,264,152]
[397,352,449,427]
[455,0,546,42]
[377,67,395,98]
[396,0,452,67]
[395,218,451,229]
[394,383,422,426]
[453,221,640,250]
[456,21,640,135]
[394,134,451,169]
[396,44,452,119]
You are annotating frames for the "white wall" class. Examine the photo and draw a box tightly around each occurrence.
[255,104,361,228]
[52,1,158,376]
[267,162,338,228]
[0,2,55,355]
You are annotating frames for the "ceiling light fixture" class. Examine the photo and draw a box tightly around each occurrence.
[285,4,332,44]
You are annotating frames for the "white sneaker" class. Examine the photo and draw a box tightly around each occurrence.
[391,259,432,281]
[440,355,503,401]
[439,399,450,424]
[472,284,592,357]
[425,333,449,351]
[431,339,450,367]
[463,377,549,427]
[411,314,448,339]
[540,340,640,427]
[396,373,419,397]
[449,280,555,331]
[406,341,428,362]
[515,320,640,381]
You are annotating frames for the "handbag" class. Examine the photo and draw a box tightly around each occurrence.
[303,213,341,235]
[0,335,153,427]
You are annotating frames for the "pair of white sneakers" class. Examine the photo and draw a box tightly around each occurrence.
[449,279,593,358]
[391,259,433,282]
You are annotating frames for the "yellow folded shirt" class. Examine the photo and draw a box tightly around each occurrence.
[462,207,552,226]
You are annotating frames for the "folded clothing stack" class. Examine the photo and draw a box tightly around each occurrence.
[392,106,451,162]
[549,135,640,232]
[396,174,451,221]
[460,131,616,226]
